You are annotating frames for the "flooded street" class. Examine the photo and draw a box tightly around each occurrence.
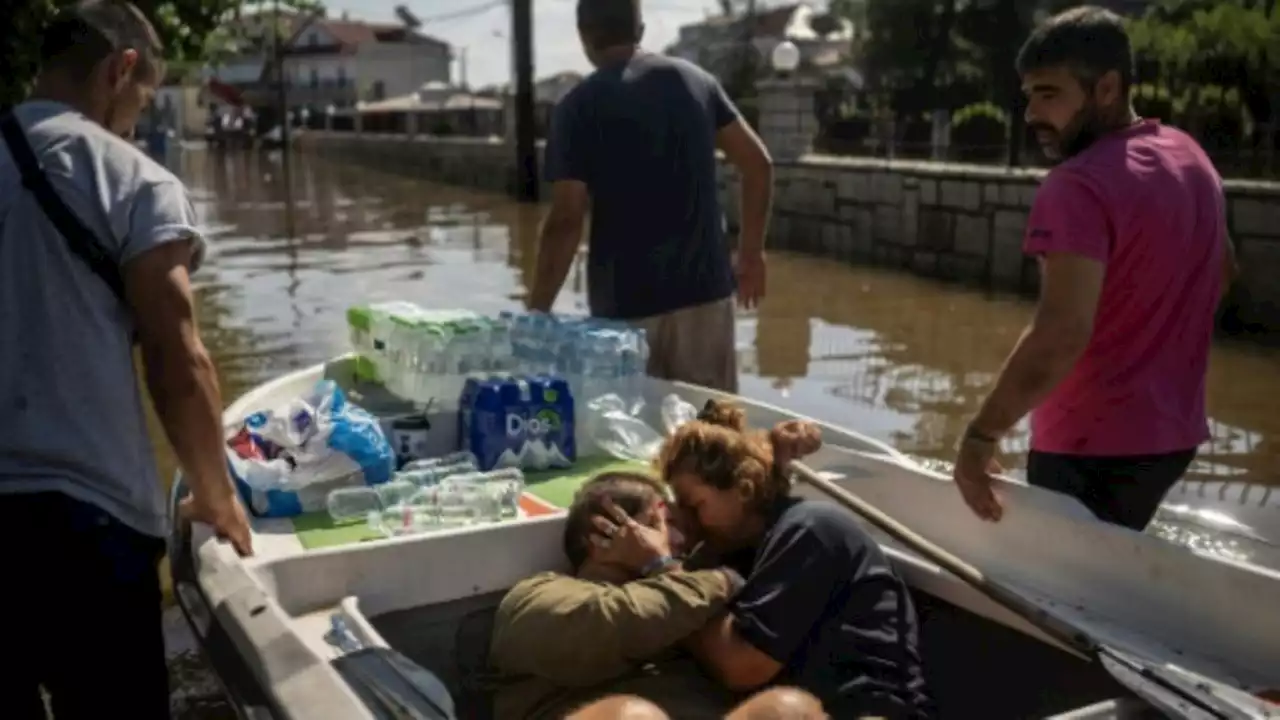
[159,146,1280,715]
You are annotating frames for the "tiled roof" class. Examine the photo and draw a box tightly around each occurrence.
[284,16,447,54]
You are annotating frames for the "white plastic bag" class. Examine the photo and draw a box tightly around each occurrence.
[227,380,395,517]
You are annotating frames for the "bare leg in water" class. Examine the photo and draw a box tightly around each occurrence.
[565,688,829,720]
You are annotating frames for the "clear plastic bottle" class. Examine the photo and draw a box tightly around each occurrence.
[327,486,381,523]
[387,314,422,399]
[397,460,478,488]
[483,467,525,517]
[372,503,436,537]
[434,485,504,525]
[415,323,449,406]
[374,479,418,509]
[402,451,479,471]
[489,314,514,373]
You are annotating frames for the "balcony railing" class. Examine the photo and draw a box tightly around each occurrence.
[283,78,353,89]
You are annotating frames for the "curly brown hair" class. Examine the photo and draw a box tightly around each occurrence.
[655,399,822,512]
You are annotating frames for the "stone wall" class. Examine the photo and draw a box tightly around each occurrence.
[298,130,1280,340]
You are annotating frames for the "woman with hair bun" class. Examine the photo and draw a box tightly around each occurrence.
[591,400,931,719]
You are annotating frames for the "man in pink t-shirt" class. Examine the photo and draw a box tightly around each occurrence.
[951,6,1239,530]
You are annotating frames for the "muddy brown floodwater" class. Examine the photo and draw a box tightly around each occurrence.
[149,145,1280,716]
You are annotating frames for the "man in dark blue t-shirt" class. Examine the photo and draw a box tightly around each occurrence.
[526,0,774,393]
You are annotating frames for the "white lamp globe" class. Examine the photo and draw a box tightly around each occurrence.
[771,40,801,73]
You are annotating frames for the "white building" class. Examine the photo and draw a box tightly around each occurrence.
[280,15,451,109]
[202,11,451,116]
[664,3,856,84]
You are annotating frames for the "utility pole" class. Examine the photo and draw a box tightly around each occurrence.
[512,0,539,202]
[273,0,293,188]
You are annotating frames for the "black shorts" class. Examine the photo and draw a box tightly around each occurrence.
[1026,448,1197,531]
[0,491,170,720]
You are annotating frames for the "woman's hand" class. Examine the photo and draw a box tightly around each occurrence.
[590,497,673,576]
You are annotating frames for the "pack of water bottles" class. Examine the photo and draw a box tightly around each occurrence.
[326,450,526,537]
[345,303,649,415]
[459,374,576,472]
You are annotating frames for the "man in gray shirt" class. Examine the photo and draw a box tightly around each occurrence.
[0,2,252,717]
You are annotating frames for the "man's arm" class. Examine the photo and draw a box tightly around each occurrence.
[528,181,588,312]
[712,83,773,259]
[490,569,738,687]
[528,99,588,312]
[686,518,837,691]
[968,173,1108,438]
[121,181,249,554]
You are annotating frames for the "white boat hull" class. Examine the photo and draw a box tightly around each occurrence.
[171,356,1280,719]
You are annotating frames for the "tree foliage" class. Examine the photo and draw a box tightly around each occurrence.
[1127,0,1279,133]
[835,0,1280,160]
[2,0,320,107]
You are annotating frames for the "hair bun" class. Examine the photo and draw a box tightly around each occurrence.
[697,399,747,432]
[769,420,822,468]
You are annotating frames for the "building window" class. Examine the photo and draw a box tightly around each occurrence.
[308,31,319,46]
[310,68,318,88]
[372,80,386,100]
[337,65,347,87]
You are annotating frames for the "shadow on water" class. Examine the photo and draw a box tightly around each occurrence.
[155,145,1280,716]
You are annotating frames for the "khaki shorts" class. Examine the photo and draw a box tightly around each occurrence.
[632,297,738,393]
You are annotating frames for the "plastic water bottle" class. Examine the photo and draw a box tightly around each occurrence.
[397,460,478,488]
[373,503,435,536]
[490,314,515,373]
[387,314,423,399]
[415,324,450,406]
[535,313,557,374]
[375,479,418,508]
[438,324,463,409]
[327,486,381,523]
[403,451,479,471]
[559,325,586,406]
[458,320,486,377]
[483,467,525,517]
[435,485,504,525]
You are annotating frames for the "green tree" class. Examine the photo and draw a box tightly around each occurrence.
[1126,0,1280,159]
[2,0,320,107]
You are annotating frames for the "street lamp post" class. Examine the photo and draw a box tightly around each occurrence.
[770,40,801,77]
[760,40,816,161]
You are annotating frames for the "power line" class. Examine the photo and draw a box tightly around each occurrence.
[419,0,507,25]
[420,0,694,24]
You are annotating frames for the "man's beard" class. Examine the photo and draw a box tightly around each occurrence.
[1030,102,1103,164]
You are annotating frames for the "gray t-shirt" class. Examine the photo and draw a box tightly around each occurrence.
[0,100,206,538]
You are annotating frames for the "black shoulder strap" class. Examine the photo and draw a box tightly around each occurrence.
[0,109,127,304]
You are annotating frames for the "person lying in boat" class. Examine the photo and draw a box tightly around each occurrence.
[488,469,750,718]
[615,400,932,719]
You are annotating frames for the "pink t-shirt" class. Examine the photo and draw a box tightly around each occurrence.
[1023,120,1223,456]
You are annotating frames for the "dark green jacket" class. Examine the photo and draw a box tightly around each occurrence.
[489,570,741,718]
